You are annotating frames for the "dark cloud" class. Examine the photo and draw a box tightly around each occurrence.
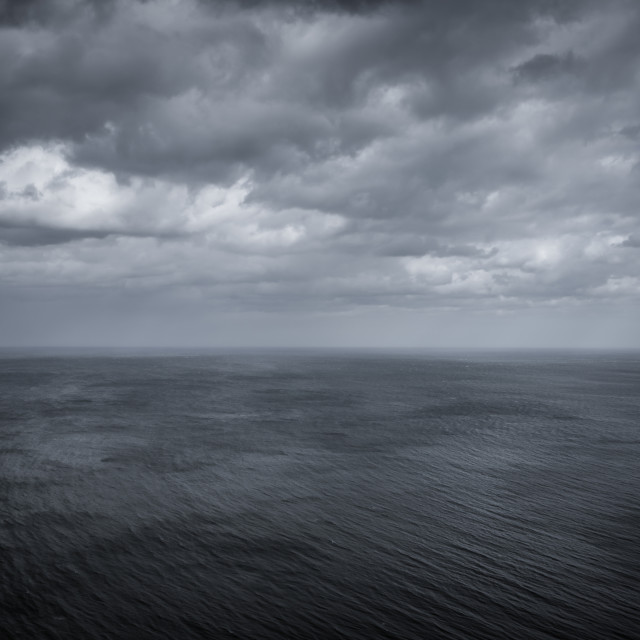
[0,220,114,246]
[619,124,640,140]
[0,0,605,175]
[512,52,582,82]
[0,0,117,27]
[0,0,639,346]
[0,216,184,247]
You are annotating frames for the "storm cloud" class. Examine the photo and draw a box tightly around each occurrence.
[1,0,639,347]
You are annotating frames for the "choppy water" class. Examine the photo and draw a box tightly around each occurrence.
[1,349,639,639]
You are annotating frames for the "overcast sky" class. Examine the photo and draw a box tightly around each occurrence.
[1,0,639,348]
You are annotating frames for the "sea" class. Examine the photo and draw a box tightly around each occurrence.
[1,349,639,639]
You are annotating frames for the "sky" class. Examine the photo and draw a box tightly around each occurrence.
[1,0,639,348]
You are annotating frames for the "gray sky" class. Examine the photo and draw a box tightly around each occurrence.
[1,0,639,348]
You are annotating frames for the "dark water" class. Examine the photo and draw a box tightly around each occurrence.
[1,349,639,639]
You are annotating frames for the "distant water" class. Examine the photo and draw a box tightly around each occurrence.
[1,350,639,639]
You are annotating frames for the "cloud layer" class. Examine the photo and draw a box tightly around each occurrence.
[1,0,639,346]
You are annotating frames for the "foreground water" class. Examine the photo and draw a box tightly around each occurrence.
[1,349,638,639]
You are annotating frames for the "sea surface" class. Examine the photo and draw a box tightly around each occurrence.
[1,349,639,639]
